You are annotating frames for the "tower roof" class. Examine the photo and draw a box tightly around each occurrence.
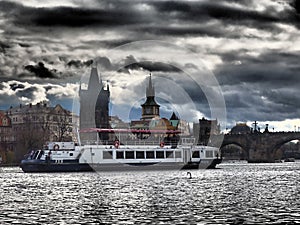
[146,73,155,97]
[87,62,102,91]
[170,112,179,120]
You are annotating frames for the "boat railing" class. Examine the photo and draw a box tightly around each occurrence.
[179,138,196,146]
[80,140,173,146]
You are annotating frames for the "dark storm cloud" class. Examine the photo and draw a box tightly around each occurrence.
[124,61,181,73]
[119,55,181,73]
[151,1,279,23]
[145,0,299,34]
[216,50,300,87]
[18,43,31,48]
[15,86,38,99]
[9,83,25,91]
[23,62,57,79]
[0,0,297,37]
[214,48,300,123]
[94,39,138,48]
[0,41,11,53]
[291,0,300,14]
[224,86,300,123]
[139,25,227,38]
[0,0,299,129]
[67,57,112,70]
[0,1,145,28]
[67,60,93,68]
[30,8,143,27]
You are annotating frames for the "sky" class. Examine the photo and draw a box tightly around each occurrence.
[0,0,300,132]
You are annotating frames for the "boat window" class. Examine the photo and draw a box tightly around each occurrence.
[37,150,44,159]
[156,151,164,159]
[136,151,144,159]
[175,151,181,158]
[116,151,124,159]
[125,151,134,159]
[166,151,174,158]
[69,153,73,156]
[33,151,39,159]
[192,151,200,158]
[103,151,113,159]
[205,151,213,158]
[146,151,155,159]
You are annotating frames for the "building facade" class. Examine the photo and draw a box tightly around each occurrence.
[1,102,79,163]
[193,117,221,145]
[0,111,13,163]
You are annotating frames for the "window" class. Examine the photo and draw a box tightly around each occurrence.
[103,151,113,159]
[146,151,155,159]
[116,151,124,159]
[136,151,144,159]
[205,151,213,158]
[125,151,134,159]
[156,151,164,159]
[175,151,181,158]
[166,151,174,158]
[192,151,200,158]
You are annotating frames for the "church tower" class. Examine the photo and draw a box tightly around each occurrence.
[141,74,160,120]
[79,63,110,143]
[95,81,110,141]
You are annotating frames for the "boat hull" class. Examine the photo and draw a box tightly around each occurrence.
[20,158,221,173]
[20,160,93,173]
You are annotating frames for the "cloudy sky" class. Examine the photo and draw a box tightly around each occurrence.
[0,0,300,131]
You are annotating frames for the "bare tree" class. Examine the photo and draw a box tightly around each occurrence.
[16,115,45,161]
[55,111,72,142]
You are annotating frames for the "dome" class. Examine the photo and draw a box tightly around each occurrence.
[230,123,251,134]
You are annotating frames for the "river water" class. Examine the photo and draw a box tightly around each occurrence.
[0,162,299,225]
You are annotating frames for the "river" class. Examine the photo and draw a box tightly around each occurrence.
[0,161,299,224]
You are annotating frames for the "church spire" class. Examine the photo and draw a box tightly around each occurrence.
[146,73,155,97]
[141,73,160,120]
[88,60,102,91]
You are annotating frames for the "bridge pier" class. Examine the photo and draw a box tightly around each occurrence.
[248,147,275,163]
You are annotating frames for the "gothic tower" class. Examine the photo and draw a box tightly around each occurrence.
[141,74,160,120]
[79,63,110,143]
[95,81,110,141]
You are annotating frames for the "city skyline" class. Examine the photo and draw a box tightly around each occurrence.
[0,0,300,131]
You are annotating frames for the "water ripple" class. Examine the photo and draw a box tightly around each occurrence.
[0,162,299,224]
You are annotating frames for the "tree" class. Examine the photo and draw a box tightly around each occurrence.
[56,112,72,142]
[16,115,45,161]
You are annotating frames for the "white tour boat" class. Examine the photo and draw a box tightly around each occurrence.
[20,129,222,173]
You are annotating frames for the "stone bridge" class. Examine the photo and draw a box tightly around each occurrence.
[219,132,300,163]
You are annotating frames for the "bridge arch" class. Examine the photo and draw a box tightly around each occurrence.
[221,139,249,160]
[270,135,300,159]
